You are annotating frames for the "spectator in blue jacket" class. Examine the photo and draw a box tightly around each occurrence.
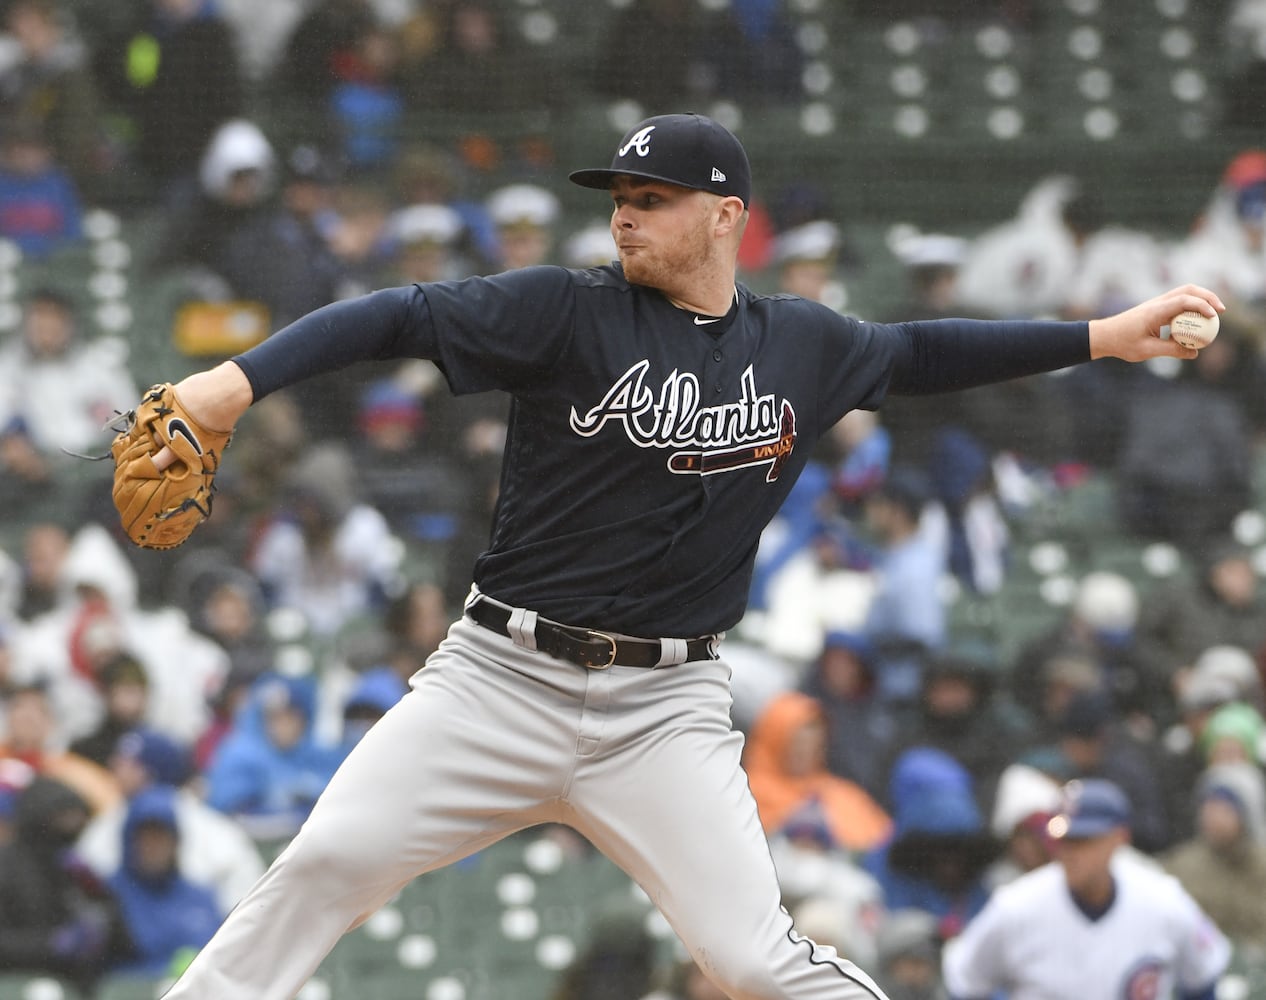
[334,666,409,759]
[204,672,341,839]
[107,785,222,978]
[864,747,999,940]
[0,116,82,257]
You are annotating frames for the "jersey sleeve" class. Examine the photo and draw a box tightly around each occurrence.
[418,265,577,394]
[941,898,1011,1000]
[1171,886,1231,993]
[882,317,1089,395]
[810,308,1090,429]
[813,308,905,426]
[232,267,576,401]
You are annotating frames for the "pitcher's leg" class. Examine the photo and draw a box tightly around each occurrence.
[165,623,583,999]
[569,661,890,1000]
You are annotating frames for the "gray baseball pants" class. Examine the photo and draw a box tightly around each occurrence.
[163,613,889,1000]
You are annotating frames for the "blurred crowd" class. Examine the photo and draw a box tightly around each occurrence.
[2,1,1266,998]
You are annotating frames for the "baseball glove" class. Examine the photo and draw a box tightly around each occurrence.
[111,383,232,550]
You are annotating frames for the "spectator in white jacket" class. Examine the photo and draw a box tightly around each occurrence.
[10,524,228,744]
[0,286,137,457]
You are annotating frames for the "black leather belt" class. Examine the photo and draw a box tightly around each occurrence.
[466,599,717,670]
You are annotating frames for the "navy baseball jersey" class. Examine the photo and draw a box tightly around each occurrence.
[234,263,1088,637]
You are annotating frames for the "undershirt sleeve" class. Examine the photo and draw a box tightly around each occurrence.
[232,285,432,401]
[884,317,1090,395]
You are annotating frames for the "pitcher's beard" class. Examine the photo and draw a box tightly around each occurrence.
[617,226,714,293]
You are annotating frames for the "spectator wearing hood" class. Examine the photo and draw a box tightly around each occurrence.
[798,630,897,801]
[249,443,403,638]
[204,672,342,840]
[78,727,264,917]
[336,666,408,757]
[0,776,134,988]
[106,784,222,978]
[203,142,348,331]
[742,690,892,854]
[11,523,228,746]
[863,747,999,938]
[158,117,277,293]
[1163,761,1266,952]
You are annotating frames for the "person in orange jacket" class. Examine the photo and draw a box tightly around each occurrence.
[743,690,893,853]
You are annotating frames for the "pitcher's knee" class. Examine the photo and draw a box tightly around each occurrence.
[691,945,781,999]
[280,823,366,885]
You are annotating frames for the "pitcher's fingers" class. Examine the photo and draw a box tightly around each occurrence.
[152,444,177,472]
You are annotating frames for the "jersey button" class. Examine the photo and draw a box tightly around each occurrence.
[712,349,723,362]
[714,384,723,395]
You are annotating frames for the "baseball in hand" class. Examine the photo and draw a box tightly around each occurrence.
[1168,310,1219,350]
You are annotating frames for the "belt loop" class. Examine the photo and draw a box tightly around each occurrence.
[655,637,687,668]
[507,607,538,651]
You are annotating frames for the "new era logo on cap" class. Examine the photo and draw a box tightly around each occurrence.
[569,113,752,208]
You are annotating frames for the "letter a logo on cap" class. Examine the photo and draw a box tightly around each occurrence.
[711,167,726,182]
[618,126,656,158]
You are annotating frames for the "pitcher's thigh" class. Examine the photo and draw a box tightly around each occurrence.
[569,719,887,999]
[293,647,581,886]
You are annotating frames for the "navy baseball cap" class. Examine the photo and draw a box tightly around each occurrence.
[569,113,752,208]
[1047,779,1131,840]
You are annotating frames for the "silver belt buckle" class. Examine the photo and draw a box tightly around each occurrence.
[583,630,618,670]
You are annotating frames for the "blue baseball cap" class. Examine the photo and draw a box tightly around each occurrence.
[1047,779,1131,840]
[569,113,752,208]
